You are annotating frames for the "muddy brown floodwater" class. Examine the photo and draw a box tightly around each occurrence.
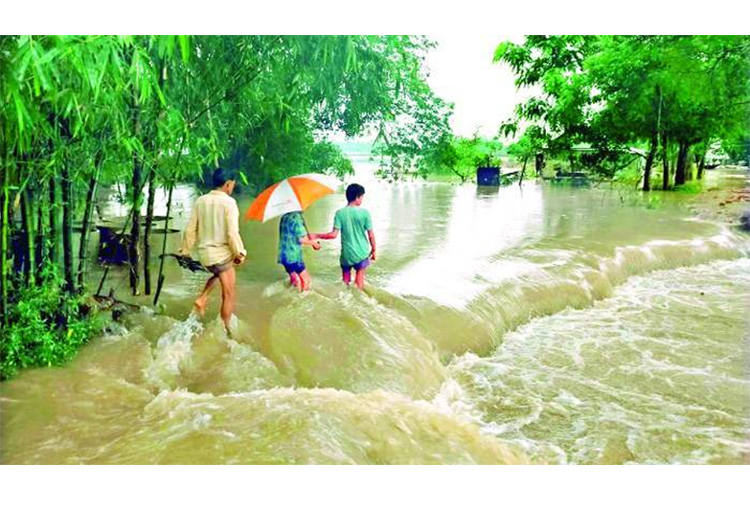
[2,162,748,464]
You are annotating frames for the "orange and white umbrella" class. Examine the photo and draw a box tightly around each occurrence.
[245,173,340,222]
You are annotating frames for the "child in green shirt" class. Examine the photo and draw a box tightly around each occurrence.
[315,183,376,289]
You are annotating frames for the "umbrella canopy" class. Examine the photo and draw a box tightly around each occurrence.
[245,173,340,222]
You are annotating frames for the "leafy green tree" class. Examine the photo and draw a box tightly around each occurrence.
[425,135,504,183]
[495,35,750,190]
[495,36,597,158]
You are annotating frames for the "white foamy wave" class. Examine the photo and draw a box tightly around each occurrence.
[145,313,204,390]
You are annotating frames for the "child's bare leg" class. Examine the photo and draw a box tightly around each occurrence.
[300,270,311,291]
[289,272,300,288]
[194,274,219,315]
[354,267,367,290]
[342,267,352,286]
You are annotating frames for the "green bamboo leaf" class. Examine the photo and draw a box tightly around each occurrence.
[178,35,190,63]
[14,42,33,80]
[11,89,26,135]
[29,43,51,92]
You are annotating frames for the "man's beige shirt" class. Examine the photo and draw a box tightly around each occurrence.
[179,190,247,267]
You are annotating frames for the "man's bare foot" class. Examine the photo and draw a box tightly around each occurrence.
[193,297,207,316]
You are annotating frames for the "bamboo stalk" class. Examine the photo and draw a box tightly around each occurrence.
[49,176,63,271]
[76,152,102,291]
[153,131,187,306]
[36,180,47,268]
[128,96,143,296]
[143,56,168,297]
[95,167,153,297]
[0,156,8,325]
[152,183,174,306]
[143,166,156,295]
[20,187,36,284]
[61,161,75,294]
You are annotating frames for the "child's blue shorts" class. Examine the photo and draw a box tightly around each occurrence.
[341,258,370,272]
[281,261,306,274]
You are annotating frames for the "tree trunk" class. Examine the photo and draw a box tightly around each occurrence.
[143,167,156,295]
[61,162,75,294]
[519,156,529,186]
[20,187,36,285]
[644,85,662,192]
[661,133,670,191]
[697,153,706,180]
[675,140,689,186]
[643,139,658,192]
[535,152,545,177]
[685,147,695,182]
[76,154,102,291]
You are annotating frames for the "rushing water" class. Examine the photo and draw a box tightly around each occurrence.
[1,161,749,464]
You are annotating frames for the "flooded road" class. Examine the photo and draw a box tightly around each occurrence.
[1,161,748,464]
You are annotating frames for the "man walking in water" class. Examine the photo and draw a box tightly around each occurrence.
[179,168,246,332]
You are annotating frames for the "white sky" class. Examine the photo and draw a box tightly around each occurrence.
[326,34,533,143]
[424,34,530,138]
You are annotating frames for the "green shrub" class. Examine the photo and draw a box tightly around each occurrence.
[675,181,703,194]
[0,267,102,381]
[612,163,643,186]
